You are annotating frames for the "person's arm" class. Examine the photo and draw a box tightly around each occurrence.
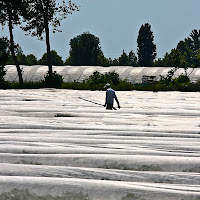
[114,96,120,109]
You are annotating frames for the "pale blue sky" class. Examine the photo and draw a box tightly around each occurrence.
[1,0,200,61]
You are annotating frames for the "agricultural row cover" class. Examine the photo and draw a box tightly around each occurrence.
[0,89,200,200]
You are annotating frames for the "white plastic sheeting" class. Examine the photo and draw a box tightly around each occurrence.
[4,65,200,83]
[0,89,200,200]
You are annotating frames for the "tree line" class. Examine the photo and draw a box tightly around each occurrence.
[0,0,79,85]
[1,0,200,87]
[2,22,200,69]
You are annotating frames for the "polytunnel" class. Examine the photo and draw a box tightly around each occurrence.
[4,65,200,84]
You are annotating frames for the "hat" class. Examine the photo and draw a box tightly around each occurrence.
[104,83,110,88]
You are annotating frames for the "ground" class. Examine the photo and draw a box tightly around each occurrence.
[0,89,200,200]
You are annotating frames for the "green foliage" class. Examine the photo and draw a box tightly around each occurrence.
[6,53,38,66]
[154,58,164,66]
[159,70,173,86]
[0,64,7,88]
[2,81,45,89]
[152,69,196,92]
[0,0,27,84]
[61,82,98,90]
[68,32,104,66]
[158,29,200,68]
[26,54,38,65]
[5,45,34,65]
[0,65,6,85]
[22,0,79,40]
[105,71,120,85]
[86,71,104,85]
[109,50,137,66]
[119,50,129,65]
[0,37,9,63]
[42,71,63,88]
[22,0,79,74]
[129,50,138,66]
[17,52,27,65]
[0,0,27,26]
[112,58,120,66]
[39,50,63,66]
[98,53,111,67]
[0,37,9,88]
[112,80,134,91]
[61,79,135,91]
[174,74,190,83]
[87,71,120,85]
[161,49,189,68]
[137,23,157,66]
[189,29,200,51]
[2,75,200,91]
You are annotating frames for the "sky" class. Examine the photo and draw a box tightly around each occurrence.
[1,0,200,61]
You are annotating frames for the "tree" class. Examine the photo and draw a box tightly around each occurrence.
[5,45,31,65]
[176,29,200,67]
[118,50,129,66]
[0,37,9,87]
[69,32,104,66]
[105,71,120,85]
[156,28,200,68]
[0,0,27,84]
[100,57,112,67]
[22,0,79,75]
[107,50,137,66]
[189,29,200,51]
[170,49,182,67]
[87,71,104,85]
[38,50,63,66]
[160,29,200,68]
[177,40,194,66]
[17,52,27,65]
[26,54,38,65]
[161,49,188,69]
[137,23,157,66]
[112,58,119,66]
[128,50,137,66]
[154,58,164,66]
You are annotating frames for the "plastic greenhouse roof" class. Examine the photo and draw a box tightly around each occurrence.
[4,65,200,84]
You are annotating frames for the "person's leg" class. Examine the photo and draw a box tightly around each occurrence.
[106,104,113,110]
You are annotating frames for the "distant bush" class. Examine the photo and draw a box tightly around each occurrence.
[145,72,200,92]
[60,82,92,90]
[111,80,134,91]
[2,68,200,91]
[87,71,120,85]
[3,81,42,89]
[42,71,63,88]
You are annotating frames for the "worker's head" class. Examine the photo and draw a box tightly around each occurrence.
[104,83,110,89]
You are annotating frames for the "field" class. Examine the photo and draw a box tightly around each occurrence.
[0,89,200,200]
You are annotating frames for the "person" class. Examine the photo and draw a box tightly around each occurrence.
[104,83,120,110]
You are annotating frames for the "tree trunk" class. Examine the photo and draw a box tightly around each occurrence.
[45,24,52,75]
[44,1,52,75]
[8,15,23,85]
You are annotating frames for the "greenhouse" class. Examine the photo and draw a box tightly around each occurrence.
[4,65,200,84]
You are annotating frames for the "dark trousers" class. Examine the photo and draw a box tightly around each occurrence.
[106,104,113,110]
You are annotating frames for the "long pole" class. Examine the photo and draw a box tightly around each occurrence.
[78,97,117,110]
